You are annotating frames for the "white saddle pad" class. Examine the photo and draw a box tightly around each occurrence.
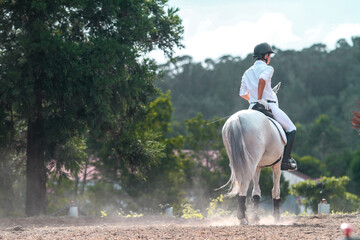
[267,117,287,145]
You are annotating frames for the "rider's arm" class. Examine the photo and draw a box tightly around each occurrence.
[241,93,250,101]
[239,74,249,101]
[258,66,274,100]
[258,78,266,100]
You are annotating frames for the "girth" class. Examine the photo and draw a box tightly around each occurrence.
[263,157,282,168]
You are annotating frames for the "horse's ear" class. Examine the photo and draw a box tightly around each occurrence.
[272,82,281,94]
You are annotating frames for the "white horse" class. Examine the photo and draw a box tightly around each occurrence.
[221,84,285,225]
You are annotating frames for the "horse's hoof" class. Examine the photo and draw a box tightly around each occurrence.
[239,218,248,225]
[274,215,281,223]
[252,215,260,224]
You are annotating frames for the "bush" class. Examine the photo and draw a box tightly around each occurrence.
[181,204,204,219]
[207,194,231,218]
[290,176,360,212]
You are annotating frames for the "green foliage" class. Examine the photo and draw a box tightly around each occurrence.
[296,155,327,178]
[94,92,194,214]
[185,113,223,150]
[159,39,360,160]
[207,194,231,218]
[324,151,353,178]
[181,204,204,219]
[141,90,174,136]
[349,148,360,195]
[183,113,231,210]
[292,123,308,156]
[185,113,225,168]
[47,177,76,215]
[322,147,360,195]
[307,114,344,160]
[0,0,183,215]
[286,114,344,162]
[50,136,89,178]
[290,176,360,212]
[100,209,143,218]
[100,210,108,218]
[158,40,360,204]
[0,162,26,217]
[1,0,359,217]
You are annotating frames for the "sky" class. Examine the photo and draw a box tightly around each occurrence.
[150,0,360,63]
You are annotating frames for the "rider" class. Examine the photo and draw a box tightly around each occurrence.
[239,42,297,171]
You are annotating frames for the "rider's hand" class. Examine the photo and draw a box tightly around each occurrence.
[257,99,269,110]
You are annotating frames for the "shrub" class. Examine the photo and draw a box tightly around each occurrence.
[207,194,231,218]
[290,176,360,212]
[181,204,203,219]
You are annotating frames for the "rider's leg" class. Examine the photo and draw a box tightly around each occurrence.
[268,104,297,171]
[268,104,296,132]
[282,130,297,170]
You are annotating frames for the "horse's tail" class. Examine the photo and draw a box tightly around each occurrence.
[220,115,256,197]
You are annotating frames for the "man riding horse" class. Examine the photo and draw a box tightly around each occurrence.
[239,42,297,171]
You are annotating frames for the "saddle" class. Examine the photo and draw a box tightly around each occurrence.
[251,102,274,119]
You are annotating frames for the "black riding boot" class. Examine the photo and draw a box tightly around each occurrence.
[281,130,297,171]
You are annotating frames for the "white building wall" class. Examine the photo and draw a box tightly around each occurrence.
[281,171,314,214]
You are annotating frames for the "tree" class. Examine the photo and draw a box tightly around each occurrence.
[348,148,360,195]
[307,114,344,160]
[352,101,360,135]
[159,37,360,151]
[185,113,225,169]
[0,0,183,216]
[296,155,327,178]
[290,176,360,212]
[102,91,194,214]
[325,151,353,178]
[49,136,89,201]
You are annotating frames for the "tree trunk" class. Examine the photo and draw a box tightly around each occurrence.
[80,163,88,196]
[0,152,14,217]
[74,174,79,200]
[26,113,47,216]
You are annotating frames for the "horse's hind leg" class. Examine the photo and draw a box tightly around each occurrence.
[251,167,262,223]
[237,181,250,225]
[272,165,282,221]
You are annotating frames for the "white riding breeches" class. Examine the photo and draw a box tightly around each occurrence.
[249,102,296,132]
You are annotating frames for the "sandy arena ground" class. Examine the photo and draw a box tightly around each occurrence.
[0,213,359,239]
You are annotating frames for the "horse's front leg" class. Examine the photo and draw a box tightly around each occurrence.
[272,164,282,221]
[251,167,262,223]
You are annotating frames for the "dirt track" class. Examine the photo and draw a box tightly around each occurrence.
[0,214,359,239]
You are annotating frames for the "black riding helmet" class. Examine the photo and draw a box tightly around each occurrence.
[253,42,274,59]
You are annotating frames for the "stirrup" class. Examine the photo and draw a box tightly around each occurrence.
[281,158,297,171]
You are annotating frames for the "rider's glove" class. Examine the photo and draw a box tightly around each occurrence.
[257,99,269,110]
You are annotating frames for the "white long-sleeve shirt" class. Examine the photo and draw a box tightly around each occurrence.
[239,60,278,103]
